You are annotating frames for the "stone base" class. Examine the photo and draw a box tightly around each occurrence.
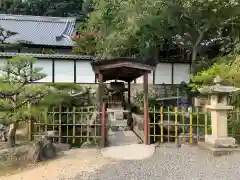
[205,135,237,148]
[198,142,240,156]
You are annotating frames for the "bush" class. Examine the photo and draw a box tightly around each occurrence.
[132,88,159,113]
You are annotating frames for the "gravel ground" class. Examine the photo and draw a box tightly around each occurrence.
[2,148,116,180]
[84,145,240,180]
[3,144,240,180]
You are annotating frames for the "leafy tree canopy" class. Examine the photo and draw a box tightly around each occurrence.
[6,0,93,20]
[190,55,240,90]
[78,0,240,72]
[0,56,50,121]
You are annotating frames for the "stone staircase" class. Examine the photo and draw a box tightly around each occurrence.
[106,108,144,146]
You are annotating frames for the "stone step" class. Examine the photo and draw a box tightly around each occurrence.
[110,120,127,127]
[108,130,141,146]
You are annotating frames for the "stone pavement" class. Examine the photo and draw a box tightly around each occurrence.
[102,130,155,160]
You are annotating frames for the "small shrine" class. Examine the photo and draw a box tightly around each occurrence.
[198,76,240,155]
[91,57,156,146]
[107,81,128,120]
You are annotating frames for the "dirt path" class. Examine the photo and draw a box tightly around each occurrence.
[2,148,116,180]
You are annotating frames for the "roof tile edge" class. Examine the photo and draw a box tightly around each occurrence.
[0,14,76,23]
[0,52,93,60]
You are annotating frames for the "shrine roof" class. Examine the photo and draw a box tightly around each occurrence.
[91,57,156,82]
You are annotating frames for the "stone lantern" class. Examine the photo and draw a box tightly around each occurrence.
[198,76,240,149]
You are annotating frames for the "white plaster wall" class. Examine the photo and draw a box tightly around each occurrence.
[155,63,172,84]
[33,59,53,82]
[135,71,154,84]
[76,60,95,83]
[173,63,190,84]
[55,59,74,82]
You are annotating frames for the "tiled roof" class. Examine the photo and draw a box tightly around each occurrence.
[0,52,93,60]
[0,14,76,46]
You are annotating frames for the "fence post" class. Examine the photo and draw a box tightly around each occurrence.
[189,107,193,144]
[160,106,164,143]
[72,106,76,144]
[174,107,178,144]
[101,103,105,147]
[28,103,33,141]
[28,120,33,141]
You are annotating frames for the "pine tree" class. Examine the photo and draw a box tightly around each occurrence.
[0,56,50,147]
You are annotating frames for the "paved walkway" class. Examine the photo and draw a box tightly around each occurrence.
[102,130,155,160]
[101,144,155,160]
[108,130,141,146]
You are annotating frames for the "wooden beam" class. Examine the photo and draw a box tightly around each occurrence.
[143,72,149,145]
[93,62,155,72]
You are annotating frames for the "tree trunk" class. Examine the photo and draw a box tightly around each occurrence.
[7,122,18,148]
[191,31,205,75]
[191,47,198,74]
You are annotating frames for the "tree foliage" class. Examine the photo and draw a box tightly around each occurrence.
[190,54,240,118]
[190,55,240,91]
[79,0,170,60]
[0,56,52,147]
[72,33,96,55]
[0,56,50,122]
[166,0,240,73]
[6,0,93,20]
[78,0,240,71]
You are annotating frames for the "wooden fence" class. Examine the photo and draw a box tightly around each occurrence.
[30,105,104,147]
[148,106,240,144]
[29,105,240,146]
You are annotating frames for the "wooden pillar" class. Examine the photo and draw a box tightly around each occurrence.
[143,72,149,145]
[98,73,105,147]
[128,81,131,109]
[98,73,103,105]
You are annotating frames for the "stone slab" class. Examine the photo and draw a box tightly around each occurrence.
[198,142,240,156]
[101,144,155,160]
[110,120,128,127]
[205,135,236,148]
[108,131,140,146]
